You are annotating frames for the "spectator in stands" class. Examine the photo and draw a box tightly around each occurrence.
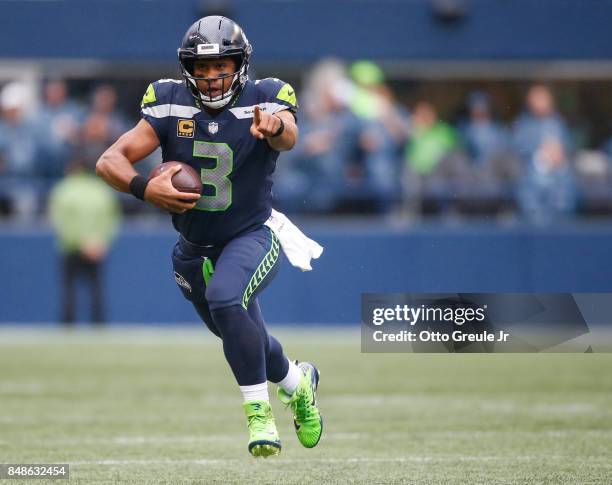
[275,59,361,212]
[349,61,410,212]
[512,84,571,163]
[403,100,467,216]
[81,84,129,161]
[459,91,521,203]
[49,155,121,325]
[0,82,41,219]
[405,100,458,176]
[513,85,576,224]
[518,136,576,224]
[349,61,386,121]
[460,91,509,166]
[36,79,85,186]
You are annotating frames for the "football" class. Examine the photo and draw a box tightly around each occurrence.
[148,161,202,195]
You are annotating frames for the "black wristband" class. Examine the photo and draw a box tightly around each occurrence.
[129,175,149,201]
[270,115,285,138]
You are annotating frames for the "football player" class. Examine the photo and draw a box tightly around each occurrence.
[96,16,322,457]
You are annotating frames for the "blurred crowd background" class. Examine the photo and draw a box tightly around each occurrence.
[1,60,612,226]
[0,0,612,225]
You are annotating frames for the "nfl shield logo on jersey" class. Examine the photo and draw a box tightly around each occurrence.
[208,122,219,134]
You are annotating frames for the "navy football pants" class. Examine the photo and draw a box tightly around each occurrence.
[172,226,289,386]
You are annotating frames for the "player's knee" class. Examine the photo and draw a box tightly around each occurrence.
[205,280,241,310]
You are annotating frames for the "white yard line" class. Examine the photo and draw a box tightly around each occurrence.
[68,455,610,466]
[3,429,611,446]
[0,326,360,346]
[0,382,45,393]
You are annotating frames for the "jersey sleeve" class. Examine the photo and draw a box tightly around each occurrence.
[256,78,299,119]
[139,80,176,144]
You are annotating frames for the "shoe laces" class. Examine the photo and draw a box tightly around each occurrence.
[247,410,269,433]
[292,383,316,421]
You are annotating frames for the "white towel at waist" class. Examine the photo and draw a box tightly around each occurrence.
[264,209,323,271]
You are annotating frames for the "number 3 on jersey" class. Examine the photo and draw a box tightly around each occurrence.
[193,141,233,211]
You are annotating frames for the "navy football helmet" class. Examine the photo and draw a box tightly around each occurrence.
[178,16,252,109]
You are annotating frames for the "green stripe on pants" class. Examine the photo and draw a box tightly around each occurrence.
[242,230,280,309]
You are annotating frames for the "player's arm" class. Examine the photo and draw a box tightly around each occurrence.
[96,119,200,214]
[250,106,298,151]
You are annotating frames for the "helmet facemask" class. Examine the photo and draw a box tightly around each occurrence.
[179,53,249,109]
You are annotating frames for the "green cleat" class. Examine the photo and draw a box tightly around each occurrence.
[243,400,281,458]
[277,362,323,448]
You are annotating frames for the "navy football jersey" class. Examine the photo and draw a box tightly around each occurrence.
[140,77,298,246]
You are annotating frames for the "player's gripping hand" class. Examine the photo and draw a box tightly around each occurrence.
[144,165,200,214]
[250,105,282,140]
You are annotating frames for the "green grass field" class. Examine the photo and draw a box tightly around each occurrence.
[1,327,611,484]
